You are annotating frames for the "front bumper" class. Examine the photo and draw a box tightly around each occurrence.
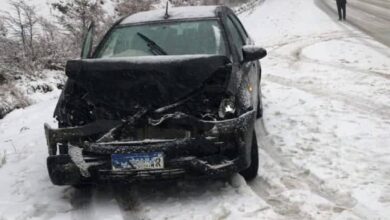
[45,110,256,185]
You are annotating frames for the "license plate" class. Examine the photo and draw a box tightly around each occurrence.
[111,152,164,171]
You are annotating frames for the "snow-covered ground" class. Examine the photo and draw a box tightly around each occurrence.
[241,0,390,219]
[0,69,65,119]
[1,0,390,219]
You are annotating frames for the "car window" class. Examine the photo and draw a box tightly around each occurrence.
[97,20,227,58]
[226,16,244,57]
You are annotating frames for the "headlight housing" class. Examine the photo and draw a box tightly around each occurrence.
[218,97,236,119]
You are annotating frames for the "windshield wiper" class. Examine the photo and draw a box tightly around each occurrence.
[137,32,168,55]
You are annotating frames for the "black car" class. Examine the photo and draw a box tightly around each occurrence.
[44,5,266,186]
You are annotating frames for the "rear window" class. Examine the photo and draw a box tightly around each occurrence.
[96,20,227,58]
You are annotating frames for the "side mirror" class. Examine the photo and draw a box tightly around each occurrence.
[242,46,267,62]
[81,22,95,59]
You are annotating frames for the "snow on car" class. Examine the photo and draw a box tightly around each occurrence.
[45,5,267,186]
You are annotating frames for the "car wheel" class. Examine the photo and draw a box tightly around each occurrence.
[240,131,259,181]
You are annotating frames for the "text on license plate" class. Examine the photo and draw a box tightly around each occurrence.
[111,152,164,171]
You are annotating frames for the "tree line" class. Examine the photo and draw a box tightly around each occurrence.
[0,0,246,78]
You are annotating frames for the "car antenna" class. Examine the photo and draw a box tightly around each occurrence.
[164,0,170,19]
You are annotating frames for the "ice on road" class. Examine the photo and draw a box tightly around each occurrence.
[1,0,390,219]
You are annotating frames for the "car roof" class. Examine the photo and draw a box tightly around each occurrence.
[120,6,224,25]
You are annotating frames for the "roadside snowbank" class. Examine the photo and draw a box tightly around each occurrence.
[0,70,65,119]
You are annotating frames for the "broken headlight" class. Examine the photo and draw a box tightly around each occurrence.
[218,97,236,119]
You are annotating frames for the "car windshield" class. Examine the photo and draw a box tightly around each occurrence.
[96,20,227,58]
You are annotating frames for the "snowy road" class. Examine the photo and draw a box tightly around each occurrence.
[1,0,390,219]
[242,0,390,218]
[318,0,390,47]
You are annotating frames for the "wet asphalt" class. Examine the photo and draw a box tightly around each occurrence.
[318,0,390,48]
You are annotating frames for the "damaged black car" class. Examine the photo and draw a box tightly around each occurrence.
[44,5,267,186]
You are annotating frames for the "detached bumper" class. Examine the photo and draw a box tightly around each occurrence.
[45,110,256,185]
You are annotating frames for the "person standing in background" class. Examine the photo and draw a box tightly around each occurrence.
[336,0,347,20]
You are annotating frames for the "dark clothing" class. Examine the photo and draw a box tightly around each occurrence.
[336,0,347,20]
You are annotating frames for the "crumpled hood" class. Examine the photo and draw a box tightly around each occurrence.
[65,55,232,114]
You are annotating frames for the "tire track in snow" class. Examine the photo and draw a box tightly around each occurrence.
[273,49,390,81]
[244,0,390,218]
[251,119,383,220]
[253,35,389,220]
[261,31,390,119]
[267,33,390,80]
[264,74,390,119]
[249,120,355,220]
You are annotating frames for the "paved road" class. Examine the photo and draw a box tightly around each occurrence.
[317,0,390,47]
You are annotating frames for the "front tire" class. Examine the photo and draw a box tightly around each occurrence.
[240,132,259,181]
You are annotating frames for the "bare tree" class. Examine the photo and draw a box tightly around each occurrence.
[52,0,108,53]
[5,1,27,56]
[0,17,7,37]
[36,17,66,70]
[2,0,40,73]
[21,2,38,60]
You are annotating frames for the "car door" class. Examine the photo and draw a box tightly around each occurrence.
[224,12,260,114]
